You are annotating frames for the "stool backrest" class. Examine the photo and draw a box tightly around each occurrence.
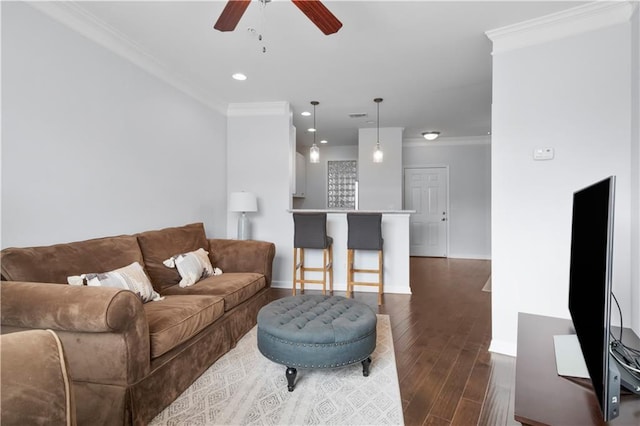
[347,213,383,250]
[293,213,331,249]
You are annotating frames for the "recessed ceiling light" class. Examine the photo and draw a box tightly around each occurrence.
[308,128,316,133]
[301,111,311,116]
[232,73,247,81]
[320,140,328,144]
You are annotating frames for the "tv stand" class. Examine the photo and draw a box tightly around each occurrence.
[515,313,640,425]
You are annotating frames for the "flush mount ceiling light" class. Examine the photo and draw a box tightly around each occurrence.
[232,73,247,81]
[301,111,311,116]
[373,98,383,163]
[309,101,320,163]
[320,140,328,144]
[422,131,440,141]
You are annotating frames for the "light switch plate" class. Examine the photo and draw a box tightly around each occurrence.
[534,147,554,160]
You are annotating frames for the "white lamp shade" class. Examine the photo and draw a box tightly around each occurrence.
[229,192,257,212]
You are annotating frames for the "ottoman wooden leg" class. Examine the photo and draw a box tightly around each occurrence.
[362,357,372,377]
[286,367,297,392]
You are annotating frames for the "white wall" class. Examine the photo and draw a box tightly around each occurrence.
[295,145,358,209]
[403,137,491,259]
[1,2,227,248]
[631,3,640,345]
[488,3,638,355]
[359,128,404,210]
[226,103,293,286]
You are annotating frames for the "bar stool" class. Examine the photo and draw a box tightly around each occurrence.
[292,213,334,295]
[347,213,384,305]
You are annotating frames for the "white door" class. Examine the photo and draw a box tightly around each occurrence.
[404,167,448,257]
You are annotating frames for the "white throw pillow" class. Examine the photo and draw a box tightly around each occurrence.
[67,261,164,303]
[163,248,222,288]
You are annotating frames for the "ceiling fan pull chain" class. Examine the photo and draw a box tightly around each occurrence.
[259,0,268,53]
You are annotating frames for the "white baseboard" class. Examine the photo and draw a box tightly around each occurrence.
[489,339,517,357]
[447,253,492,260]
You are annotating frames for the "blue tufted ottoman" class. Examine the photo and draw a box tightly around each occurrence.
[257,295,377,391]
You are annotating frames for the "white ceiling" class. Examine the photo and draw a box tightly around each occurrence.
[64,1,584,146]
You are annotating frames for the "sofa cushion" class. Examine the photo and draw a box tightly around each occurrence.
[143,294,224,358]
[161,272,266,312]
[136,223,209,292]
[1,235,144,284]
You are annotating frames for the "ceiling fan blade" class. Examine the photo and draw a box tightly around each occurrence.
[291,0,343,35]
[214,0,252,32]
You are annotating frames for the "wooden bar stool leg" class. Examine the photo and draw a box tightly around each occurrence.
[300,248,305,294]
[329,244,334,295]
[292,248,298,296]
[321,248,327,295]
[346,249,352,298]
[378,249,383,305]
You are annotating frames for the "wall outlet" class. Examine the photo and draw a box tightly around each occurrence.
[533,147,554,160]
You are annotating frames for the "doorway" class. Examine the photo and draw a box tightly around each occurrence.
[404,167,449,257]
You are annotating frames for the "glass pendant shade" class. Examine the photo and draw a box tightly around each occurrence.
[373,142,383,163]
[310,143,320,163]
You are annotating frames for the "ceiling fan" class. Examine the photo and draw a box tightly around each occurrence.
[214,0,342,35]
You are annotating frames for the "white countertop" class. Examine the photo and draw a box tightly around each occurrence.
[288,209,415,214]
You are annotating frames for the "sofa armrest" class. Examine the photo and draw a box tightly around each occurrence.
[1,281,150,385]
[1,329,76,426]
[208,239,276,287]
[1,281,143,332]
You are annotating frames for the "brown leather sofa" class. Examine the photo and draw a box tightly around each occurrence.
[0,223,276,425]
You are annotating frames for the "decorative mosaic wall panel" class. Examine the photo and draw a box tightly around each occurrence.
[327,160,357,209]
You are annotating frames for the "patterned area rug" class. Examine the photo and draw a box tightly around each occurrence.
[150,314,403,426]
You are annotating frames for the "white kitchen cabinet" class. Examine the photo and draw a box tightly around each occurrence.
[293,152,306,198]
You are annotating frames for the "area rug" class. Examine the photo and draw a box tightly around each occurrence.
[150,314,403,426]
[482,276,491,292]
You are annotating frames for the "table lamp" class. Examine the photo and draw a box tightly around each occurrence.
[229,192,258,240]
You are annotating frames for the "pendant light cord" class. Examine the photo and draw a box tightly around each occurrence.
[376,101,380,143]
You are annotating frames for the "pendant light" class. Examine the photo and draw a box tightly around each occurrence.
[373,98,383,163]
[309,101,320,163]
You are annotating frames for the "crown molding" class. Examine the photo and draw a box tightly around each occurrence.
[227,102,292,117]
[403,135,491,147]
[486,1,638,55]
[28,1,226,114]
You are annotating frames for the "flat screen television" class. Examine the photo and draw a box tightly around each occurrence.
[568,176,640,422]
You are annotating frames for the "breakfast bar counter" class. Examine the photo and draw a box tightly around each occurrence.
[288,210,414,295]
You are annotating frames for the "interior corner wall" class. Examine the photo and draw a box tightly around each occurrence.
[631,6,640,333]
[403,138,492,260]
[226,103,293,287]
[490,20,635,356]
[1,2,227,248]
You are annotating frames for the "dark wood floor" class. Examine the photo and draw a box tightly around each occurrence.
[270,257,518,426]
